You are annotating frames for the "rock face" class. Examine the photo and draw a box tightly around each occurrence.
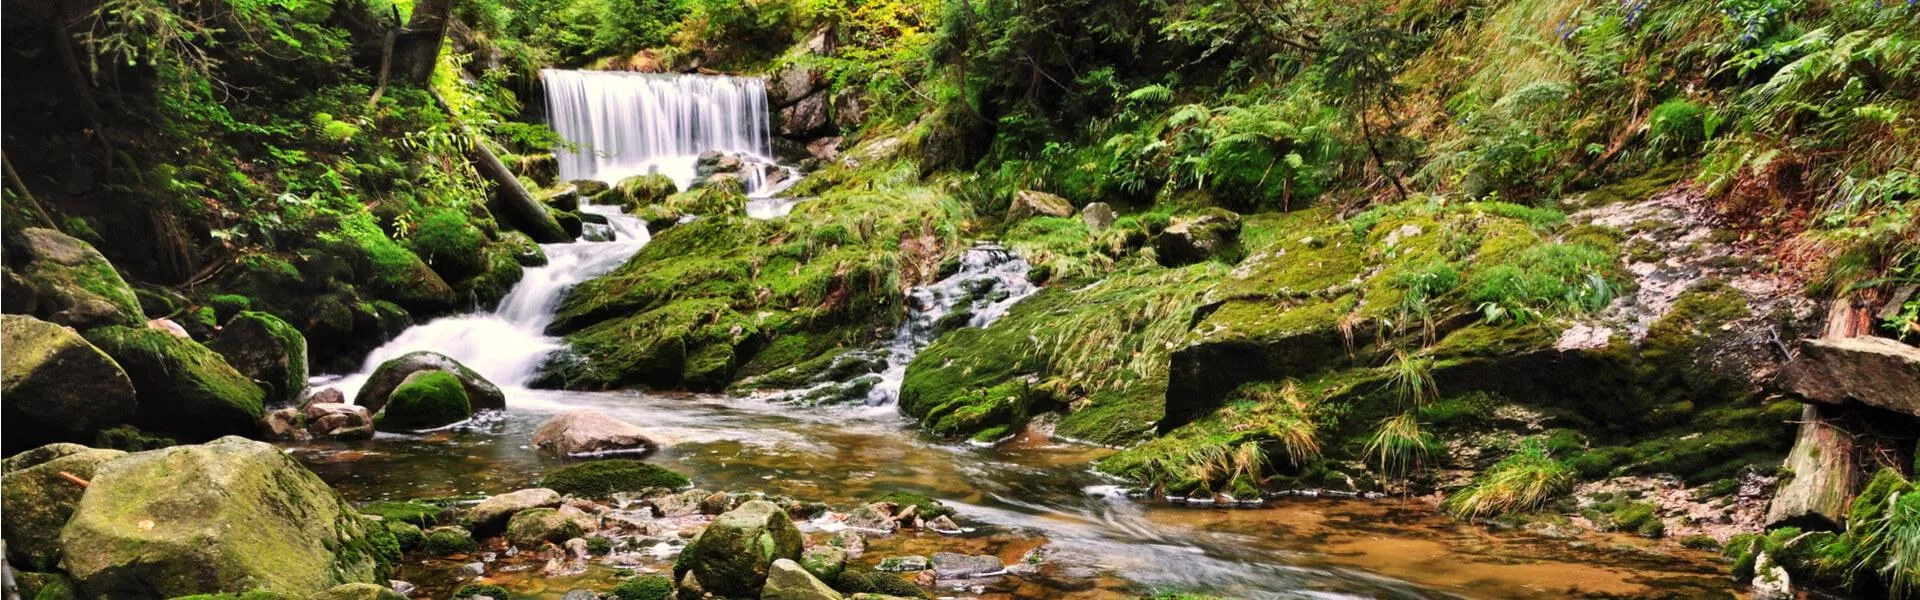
[8,228,144,329]
[763,558,842,600]
[59,437,387,597]
[353,351,504,413]
[674,500,804,598]
[465,488,563,534]
[2,443,127,570]
[209,311,309,406]
[1765,403,1858,530]
[1006,190,1074,222]
[531,410,661,457]
[1081,202,1116,231]
[1155,209,1242,267]
[373,370,472,431]
[1,315,137,450]
[84,324,266,441]
[1781,336,1920,417]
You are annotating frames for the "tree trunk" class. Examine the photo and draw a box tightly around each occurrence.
[428,89,570,243]
[1764,403,1858,531]
[391,0,453,86]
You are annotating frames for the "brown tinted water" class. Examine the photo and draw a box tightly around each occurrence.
[286,389,1737,599]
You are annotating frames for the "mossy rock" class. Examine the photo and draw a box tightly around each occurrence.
[833,567,929,598]
[383,521,423,552]
[454,245,527,308]
[503,506,594,547]
[422,526,478,556]
[209,311,309,405]
[1,443,127,570]
[373,370,472,431]
[357,500,446,527]
[59,437,388,597]
[537,459,691,498]
[354,351,504,413]
[409,210,490,283]
[664,181,745,216]
[608,574,673,600]
[612,173,678,209]
[1,315,138,451]
[91,425,178,452]
[673,500,804,597]
[83,325,266,441]
[500,231,548,267]
[8,228,143,329]
[208,294,254,323]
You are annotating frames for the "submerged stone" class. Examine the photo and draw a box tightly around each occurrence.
[538,459,690,498]
[930,552,1001,579]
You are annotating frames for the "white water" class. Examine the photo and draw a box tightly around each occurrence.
[865,244,1038,405]
[324,205,650,400]
[543,70,788,194]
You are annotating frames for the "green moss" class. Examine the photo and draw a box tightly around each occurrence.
[409,209,488,281]
[504,507,587,546]
[422,526,478,556]
[1850,468,1913,526]
[92,426,177,452]
[363,518,403,563]
[83,325,267,440]
[385,521,423,551]
[613,173,679,209]
[608,575,673,600]
[834,567,930,598]
[452,584,511,599]
[358,500,445,527]
[374,371,471,430]
[585,536,613,554]
[207,294,254,322]
[537,460,692,497]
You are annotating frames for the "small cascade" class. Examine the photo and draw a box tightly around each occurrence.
[543,70,791,194]
[771,244,1037,406]
[324,204,649,400]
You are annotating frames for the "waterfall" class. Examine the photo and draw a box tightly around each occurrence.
[322,205,650,400]
[543,69,782,194]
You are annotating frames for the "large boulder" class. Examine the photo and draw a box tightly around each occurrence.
[1,315,137,450]
[612,173,679,210]
[530,410,662,457]
[1155,208,1242,267]
[373,370,471,431]
[673,500,804,598]
[209,311,309,406]
[503,506,596,547]
[2,443,127,570]
[83,324,266,441]
[1781,336,1920,417]
[767,63,824,109]
[353,351,504,414]
[58,437,388,597]
[763,558,842,600]
[464,488,563,535]
[1006,190,1074,222]
[778,92,833,139]
[7,228,143,329]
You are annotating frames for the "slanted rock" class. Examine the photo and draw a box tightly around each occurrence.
[1006,190,1073,222]
[59,437,387,597]
[354,351,505,413]
[84,324,265,441]
[1,315,137,451]
[9,228,143,329]
[1081,202,1116,231]
[1781,336,1920,417]
[674,500,804,598]
[373,370,471,431]
[209,311,309,405]
[1155,208,1242,267]
[764,558,842,600]
[465,488,563,534]
[2,443,126,570]
[531,410,662,457]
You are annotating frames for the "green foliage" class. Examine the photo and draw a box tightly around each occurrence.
[1364,412,1432,482]
[453,584,511,599]
[609,575,673,600]
[1446,440,1574,519]
[1468,243,1619,323]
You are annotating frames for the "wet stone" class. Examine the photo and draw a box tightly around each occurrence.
[876,555,928,572]
[932,552,1003,579]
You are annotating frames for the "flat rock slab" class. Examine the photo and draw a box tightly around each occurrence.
[932,552,1003,579]
[530,410,661,457]
[1782,336,1920,417]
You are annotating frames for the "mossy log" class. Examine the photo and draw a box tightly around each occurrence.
[427,89,570,243]
[1764,403,1858,531]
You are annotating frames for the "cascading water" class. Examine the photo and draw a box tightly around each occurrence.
[543,70,791,195]
[774,244,1038,407]
[324,205,649,400]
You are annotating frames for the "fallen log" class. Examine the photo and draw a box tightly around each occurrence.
[427,88,571,243]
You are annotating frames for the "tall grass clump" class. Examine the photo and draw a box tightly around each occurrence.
[1365,412,1432,481]
[1842,487,1920,597]
[1445,439,1575,518]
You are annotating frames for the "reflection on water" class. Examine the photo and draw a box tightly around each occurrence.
[288,390,1734,599]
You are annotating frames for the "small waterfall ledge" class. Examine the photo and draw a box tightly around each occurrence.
[543,70,782,193]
